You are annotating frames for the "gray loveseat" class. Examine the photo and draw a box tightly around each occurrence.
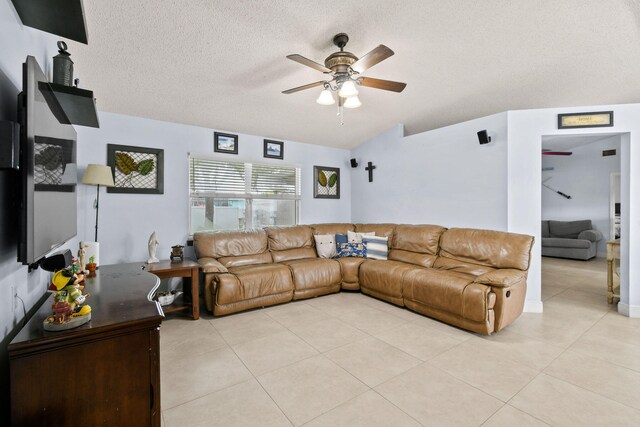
[541,220,603,260]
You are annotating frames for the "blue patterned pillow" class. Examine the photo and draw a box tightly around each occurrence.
[336,242,366,258]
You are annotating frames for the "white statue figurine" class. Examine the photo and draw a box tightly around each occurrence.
[147,231,159,264]
[78,242,87,272]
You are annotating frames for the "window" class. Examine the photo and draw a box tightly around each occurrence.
[189,157,300,233]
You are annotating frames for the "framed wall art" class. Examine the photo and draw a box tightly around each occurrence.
[264,139,284,159]
[107,144,164,194]
[214,132,238,154]
[313,166,340,199]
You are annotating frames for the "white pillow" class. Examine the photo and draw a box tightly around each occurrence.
[347,230,375,244]
[363,235,388,260]
[314,234,337,258]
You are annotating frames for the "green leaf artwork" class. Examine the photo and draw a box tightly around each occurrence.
[137,159,155,176]
[328,173,337,188]
[318,171,328,186]
[115,152,137,175]
[35,145,63,171]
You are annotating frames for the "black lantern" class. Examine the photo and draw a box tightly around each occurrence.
[53,41,74,86]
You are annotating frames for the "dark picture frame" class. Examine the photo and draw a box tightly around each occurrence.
[214,132,239,154]
[264,139,284,159]
[558,111,614,129]
[107,144,164,194]
[313,166,340,199]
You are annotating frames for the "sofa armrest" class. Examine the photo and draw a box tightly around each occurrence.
[578,230,602,242]
[474,269,526,288]
[198,257,228,273]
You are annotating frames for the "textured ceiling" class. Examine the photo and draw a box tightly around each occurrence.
[67,0,640,148]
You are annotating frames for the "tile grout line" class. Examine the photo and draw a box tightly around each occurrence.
[216,320,297,427]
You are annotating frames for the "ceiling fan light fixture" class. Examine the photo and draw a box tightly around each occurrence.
[338,80,358,98]
[316,88,335,105]
[343,95,362,109]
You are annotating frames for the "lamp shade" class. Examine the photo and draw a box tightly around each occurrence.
[343,95,362,109]
[316,89,335,105]
[338,80,358,98]
[82,164,114,187]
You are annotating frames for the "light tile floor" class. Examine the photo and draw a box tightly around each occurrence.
[160,257,640,426]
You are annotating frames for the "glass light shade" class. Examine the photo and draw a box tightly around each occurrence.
[343,95,362,109]
[82,164,115,187]
[338,80,358,98]
[316,89,335,105]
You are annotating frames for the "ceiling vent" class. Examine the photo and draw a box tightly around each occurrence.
[602,149,617,157]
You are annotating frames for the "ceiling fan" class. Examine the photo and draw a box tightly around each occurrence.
[542,149,572,156]
[282,33,406,115]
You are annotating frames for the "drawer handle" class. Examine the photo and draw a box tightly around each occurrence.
[506,290,511,298]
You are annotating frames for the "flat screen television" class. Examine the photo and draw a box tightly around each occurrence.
[17,56,77,266]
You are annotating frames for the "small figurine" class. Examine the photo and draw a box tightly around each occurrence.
[170,245,184,262]
[147,231,159,264]
[78,242,87,273]
[85,255,97,277]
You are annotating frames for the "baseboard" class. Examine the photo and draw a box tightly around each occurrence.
[618,303,640,317]
[523,300,543,313]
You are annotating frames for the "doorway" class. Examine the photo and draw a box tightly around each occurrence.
[540,133,622,307]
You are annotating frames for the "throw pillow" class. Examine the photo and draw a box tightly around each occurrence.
[336,242,367,258]
[363,235,388,260]
[314,234,337,259]
[335,234,348,244]
[347,230,375,243]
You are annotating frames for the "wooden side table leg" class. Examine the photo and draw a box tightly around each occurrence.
[191,268,200,320]
[607,259,614,304]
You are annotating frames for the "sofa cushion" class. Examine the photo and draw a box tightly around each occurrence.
[392,224,447,254]
[280,258,341,296]
[217,264,294,305]
[194,229,268,259]
[548,220,592,238]
[218,252,273,268]
[266,225,316,262]
[388,249,437,268]
[271,248,318,262]
[336,242,366,258]
[354,224,396,241]
[439,228,534,271]
[314,234,337,259]
[402,268,490,322]
[266,225,314,250]
[363,236,388,260]
[311,223,355,235]
[432,256,496,277]
[541,237,592,249]
[337,257,367,285]
[541,220,550,238]
[360,260,423,304]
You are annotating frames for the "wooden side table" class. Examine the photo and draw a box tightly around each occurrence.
[606,239,620,304]
[145,259,200,320]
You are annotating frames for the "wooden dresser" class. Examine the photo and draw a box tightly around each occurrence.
[9,264,163,426]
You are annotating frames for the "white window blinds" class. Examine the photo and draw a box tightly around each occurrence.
[189,158,300,197]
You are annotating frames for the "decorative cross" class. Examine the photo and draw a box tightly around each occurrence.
[365,161,376,182]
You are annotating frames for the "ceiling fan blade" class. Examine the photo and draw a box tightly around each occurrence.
[286,54,332,73]
[282,81,325,94]
[541,151,572,156]
[358,77,407,92]
[351,45,394,73]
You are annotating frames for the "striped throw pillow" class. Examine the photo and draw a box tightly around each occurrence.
[362,236,388,260]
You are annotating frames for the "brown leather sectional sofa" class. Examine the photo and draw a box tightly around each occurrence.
[194,223,534,335]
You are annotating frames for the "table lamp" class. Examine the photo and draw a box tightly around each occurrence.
[81,164,114,242]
